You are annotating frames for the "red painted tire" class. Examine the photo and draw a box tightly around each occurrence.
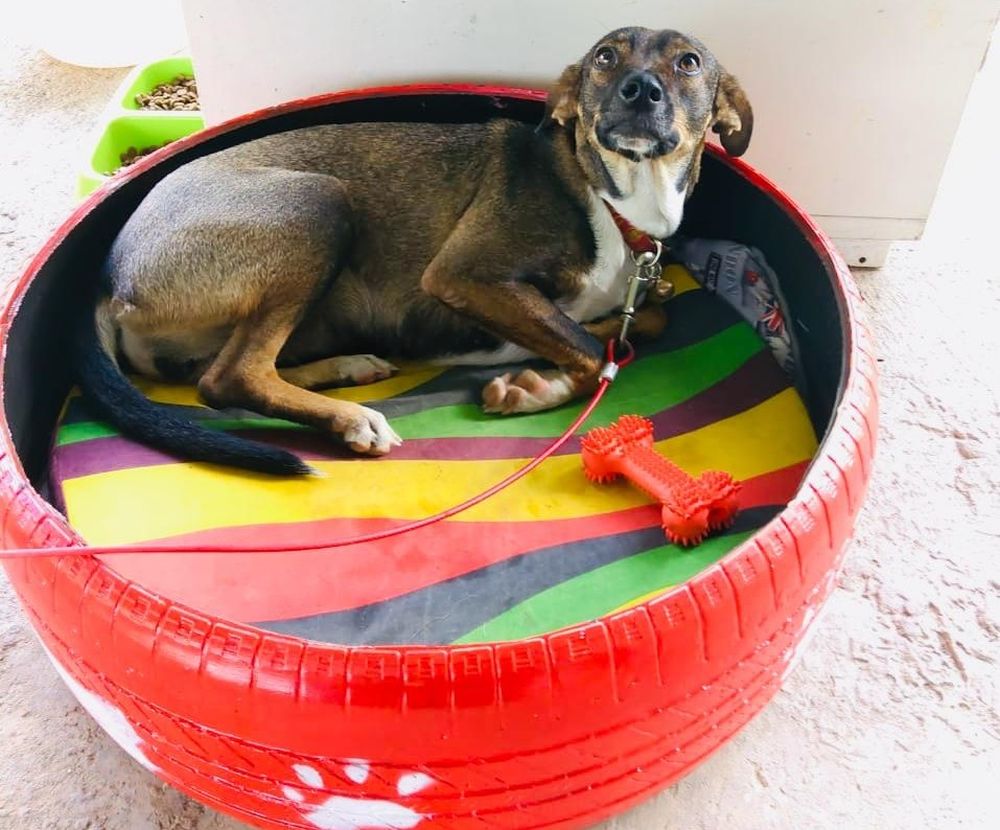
[0,87,877,829]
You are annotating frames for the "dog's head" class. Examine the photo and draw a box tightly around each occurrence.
[545,27,752,162]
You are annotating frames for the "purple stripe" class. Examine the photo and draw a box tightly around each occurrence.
[52,350,788,481]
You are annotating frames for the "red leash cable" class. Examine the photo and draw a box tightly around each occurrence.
[0,340,634,560]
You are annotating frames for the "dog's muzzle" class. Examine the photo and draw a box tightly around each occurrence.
[598,72,677,158]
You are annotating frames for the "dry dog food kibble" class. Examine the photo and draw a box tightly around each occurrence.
[117,143,171,170]
[135,75,198,111]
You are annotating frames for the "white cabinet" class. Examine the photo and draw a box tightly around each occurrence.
[182,0,998,266]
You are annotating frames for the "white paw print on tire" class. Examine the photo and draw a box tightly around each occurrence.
[283,760,434,829]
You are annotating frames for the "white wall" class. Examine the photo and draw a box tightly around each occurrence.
[182,0,999,265]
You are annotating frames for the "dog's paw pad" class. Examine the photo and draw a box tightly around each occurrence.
[510,369,551,397]
[482,373,512,413]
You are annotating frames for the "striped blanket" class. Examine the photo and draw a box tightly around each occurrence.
[51,266,817,645]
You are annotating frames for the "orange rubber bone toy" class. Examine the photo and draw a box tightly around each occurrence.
[580,415,741,546]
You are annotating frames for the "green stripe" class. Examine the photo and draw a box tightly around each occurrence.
[57,324,762,447]
[453,530,754,643]
[394,324,763,439]
[57,417,307,447]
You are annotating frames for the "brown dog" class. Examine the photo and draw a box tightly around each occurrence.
[76,27,752,474]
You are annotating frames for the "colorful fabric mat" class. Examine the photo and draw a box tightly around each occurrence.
[50,266,818,645]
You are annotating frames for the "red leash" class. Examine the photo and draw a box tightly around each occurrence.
[0,339,634,560]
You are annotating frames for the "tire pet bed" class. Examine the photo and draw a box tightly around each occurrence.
[0,87,878,830]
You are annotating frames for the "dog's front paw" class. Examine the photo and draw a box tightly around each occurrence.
[482,369,575,415]
[341,406,403,455]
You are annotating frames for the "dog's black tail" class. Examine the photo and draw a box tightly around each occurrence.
[74,304,313,477]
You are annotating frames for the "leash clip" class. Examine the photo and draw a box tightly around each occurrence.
[620,240,663,343]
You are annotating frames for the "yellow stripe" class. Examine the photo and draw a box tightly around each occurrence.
[610,586,674,613]
[663,264,700,296]
[64,388,817,545]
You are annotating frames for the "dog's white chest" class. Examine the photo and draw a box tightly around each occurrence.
[605,157,687,240]
[562,160,687,325]
[559,193,632,324]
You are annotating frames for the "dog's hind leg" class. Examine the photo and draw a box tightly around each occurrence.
[278,355,399,391]
[198,302,401,455]
[168,169,401,453]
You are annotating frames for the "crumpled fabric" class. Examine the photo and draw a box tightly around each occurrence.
[670,237,806,395]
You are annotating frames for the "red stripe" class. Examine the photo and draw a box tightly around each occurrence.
[96,461,808,622]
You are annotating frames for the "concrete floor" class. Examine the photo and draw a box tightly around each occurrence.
[1,24,998,830]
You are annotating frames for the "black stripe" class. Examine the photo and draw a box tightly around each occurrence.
[253,506,779,646]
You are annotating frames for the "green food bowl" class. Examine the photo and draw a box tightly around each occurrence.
[91,114,204,175]
[75,55,204,199]
[120,55,197,110]
[78,114,205,197]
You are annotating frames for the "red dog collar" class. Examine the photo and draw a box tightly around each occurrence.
[602,200,662,256]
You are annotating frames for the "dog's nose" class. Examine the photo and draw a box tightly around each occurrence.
[618,71,665,107]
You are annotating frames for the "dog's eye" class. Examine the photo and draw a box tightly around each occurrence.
[594,46,618,69]
[677,53,702,75]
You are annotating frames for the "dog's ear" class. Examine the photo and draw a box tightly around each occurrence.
[712,70,753,156]
[543,60,584,127]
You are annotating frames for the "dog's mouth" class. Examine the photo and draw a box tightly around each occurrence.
[596,120,680,161]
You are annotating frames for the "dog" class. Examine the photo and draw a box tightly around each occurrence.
[76,26,752,475]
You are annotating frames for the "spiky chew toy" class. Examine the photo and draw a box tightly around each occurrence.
[580,415,741,546]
